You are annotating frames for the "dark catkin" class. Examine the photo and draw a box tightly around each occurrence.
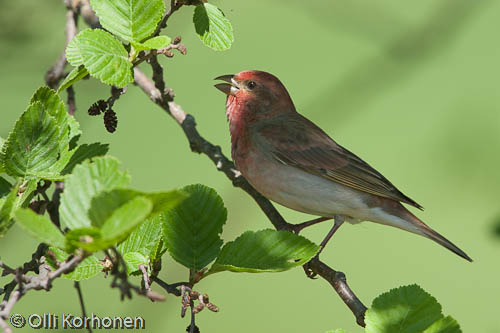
[88,99,108,115]
[88,102,101,116]
[104,108,118,133]
[97,99,107,112]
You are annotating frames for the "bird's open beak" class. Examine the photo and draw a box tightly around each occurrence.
[214,74,239,96]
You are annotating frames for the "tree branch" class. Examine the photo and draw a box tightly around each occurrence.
[45,0,79,89]
[151,0,183,39]
[133,64,368,326]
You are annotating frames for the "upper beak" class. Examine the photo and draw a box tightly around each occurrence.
[214,74,239,96]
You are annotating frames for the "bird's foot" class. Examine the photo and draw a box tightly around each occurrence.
[291,217,331,234]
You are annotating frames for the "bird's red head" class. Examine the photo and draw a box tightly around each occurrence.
[215,70,296,131]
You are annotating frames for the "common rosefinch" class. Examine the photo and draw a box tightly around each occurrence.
[215,70,471,262]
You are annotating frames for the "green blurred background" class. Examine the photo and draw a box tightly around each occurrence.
[1,0,499,332]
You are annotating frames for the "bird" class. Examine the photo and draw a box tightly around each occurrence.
[214,70,472,262]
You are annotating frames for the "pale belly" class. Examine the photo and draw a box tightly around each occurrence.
[236,149,378,222]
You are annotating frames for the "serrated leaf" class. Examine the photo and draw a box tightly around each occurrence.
[66,35,84,66]
[1,102,64,178]
[61,142,109,175]
[66,29,133,87]
[123,251,148,275]
[57,65,89,94]
[163,184,227,271]
[0,183,19,236]
[209,229,319,274]
[47,247,101,281]
[118,215,166,274]
[193,3,233,51]
[14,208,65,248]
[59,157,130,230]
[365,284,443,333]
[90,0,165,42]
[100,196,152,243]
[131,36,171,52]
[424,316,461,333]
[30,86,81,145]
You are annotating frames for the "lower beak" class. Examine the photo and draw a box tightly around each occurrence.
[214,74,238,96]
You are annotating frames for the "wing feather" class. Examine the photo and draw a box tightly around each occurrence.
[257,114,423,209]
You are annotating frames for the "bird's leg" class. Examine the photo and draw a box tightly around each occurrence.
[304,215,345,279]
[291,216,331,234]
[317,215,345,255]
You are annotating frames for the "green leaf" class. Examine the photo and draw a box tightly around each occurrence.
[47,247,102,281]
[365,284,443,333]
[163,184,227,271]
[209,229,319,274]
[59,156,130,230]
[1,87,77,179]
[131,36,171,52]
[0,177,11,198]
[89,188,186,228]
[90,0,165,42]
[1,102,65,178]
[100,196,152,244]
[14,208,65,248]
[30,87,81,145]
[424,316,461,333]
[66,29,133,87]
[123,251,148,275]
[65,227,109,253]
[61,142,109,175]
[193,3,234,51]
[66,34,84,66]
[65,197,152,253]
[16,179,37,209]
[57,65,89,94]
[118,215,167,274]
[326,330,347,333]
[0,183,19,236]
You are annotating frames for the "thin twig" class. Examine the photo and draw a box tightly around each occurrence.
[74,281,92,333]
[151,0,183,39]
[138,264,151,292]
[45,2,79,88]
[149,276,187,297]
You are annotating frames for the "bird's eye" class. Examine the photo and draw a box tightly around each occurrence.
[247,81,257,90]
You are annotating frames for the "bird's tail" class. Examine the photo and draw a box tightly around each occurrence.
[415,220,472,262]
[376,201,472,262]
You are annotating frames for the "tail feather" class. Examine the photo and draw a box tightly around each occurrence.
[375,200,472,262]
[418,225,472,262]
[398,206,472,262]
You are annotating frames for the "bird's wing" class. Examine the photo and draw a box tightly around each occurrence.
[256,114,423,209]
